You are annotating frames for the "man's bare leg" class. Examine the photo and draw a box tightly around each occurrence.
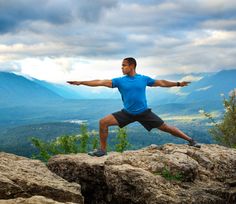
[99,114,119,151]
[158,123,192,141]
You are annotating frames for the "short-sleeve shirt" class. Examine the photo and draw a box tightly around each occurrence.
[112,74,155,115]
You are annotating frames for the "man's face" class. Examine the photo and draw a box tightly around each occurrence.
[121,60,134,75]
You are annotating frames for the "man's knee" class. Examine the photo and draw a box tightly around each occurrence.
[99,115,119,127]
[99,117,113,127]
[99,118,108,127]
[158,123,170,131]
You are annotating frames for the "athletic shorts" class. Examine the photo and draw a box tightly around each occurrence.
[112,108,164,131]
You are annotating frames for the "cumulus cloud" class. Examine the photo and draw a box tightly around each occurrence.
[15,57,123,83]
[0,0,236,82]
[0,0,118,33]
[201,19,236,31]
[0,61,21,72]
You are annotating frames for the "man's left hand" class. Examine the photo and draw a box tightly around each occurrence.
[180,81,191,87]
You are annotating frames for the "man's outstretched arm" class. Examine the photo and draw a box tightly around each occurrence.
[67,80,112,88]
[152,80,190,87]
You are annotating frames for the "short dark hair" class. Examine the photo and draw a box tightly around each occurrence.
[124,57,137,68]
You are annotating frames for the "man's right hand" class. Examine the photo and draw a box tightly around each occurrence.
[67,81,81,85]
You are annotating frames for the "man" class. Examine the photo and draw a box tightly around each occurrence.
[67,57,201,157]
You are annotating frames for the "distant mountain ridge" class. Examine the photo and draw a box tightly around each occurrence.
[148,69,236,105]
[0,72,63,106]
[33,78,120,100]
[1,69,235,107]
[31,70,236,103]
[181,69,236,102]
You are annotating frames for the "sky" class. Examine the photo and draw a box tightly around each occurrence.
[0,0,236,83]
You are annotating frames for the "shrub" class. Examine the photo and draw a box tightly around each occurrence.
[114,127,130,152]
[154,166,183,181]
[30,123,89,162]
[30,124,132,162]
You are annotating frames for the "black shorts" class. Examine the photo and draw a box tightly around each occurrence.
[112,108,164,131]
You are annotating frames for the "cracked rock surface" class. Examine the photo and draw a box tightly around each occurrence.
[0,195,76,204]
[47,144,236,204]
[0,152,83,204]
[1,144,235,204]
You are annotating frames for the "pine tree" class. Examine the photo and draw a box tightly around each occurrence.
[200,90,236,148]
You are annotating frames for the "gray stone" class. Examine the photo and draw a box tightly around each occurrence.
[0,195,76,204]
[47,144,236,204]
[0,152,83,204]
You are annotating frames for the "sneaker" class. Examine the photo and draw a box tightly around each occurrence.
[188,139,201,148]
[88,149,107,157]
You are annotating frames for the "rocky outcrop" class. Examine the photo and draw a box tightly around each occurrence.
[0,152,83,204]
[47,144,236,204]
[0,195,76,204]
[1,144,235,204]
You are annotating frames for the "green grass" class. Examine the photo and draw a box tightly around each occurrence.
[154,166,184,181]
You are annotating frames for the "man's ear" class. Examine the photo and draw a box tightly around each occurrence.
[130,64,135,69]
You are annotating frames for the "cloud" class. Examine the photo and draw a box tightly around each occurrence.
[180,75,203,82]
[0,0,70,33]
[192,30,236,46]
[0,0,236,82]
[16,57,123,83]
[201,19,236,31]
[0,0,118,33]
[167,87,189,96]
[196,85,213,91]
[0,61,21,72]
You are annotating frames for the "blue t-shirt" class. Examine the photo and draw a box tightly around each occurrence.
[112,74,155,115]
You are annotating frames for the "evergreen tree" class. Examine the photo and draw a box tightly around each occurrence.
[200,90,236,148]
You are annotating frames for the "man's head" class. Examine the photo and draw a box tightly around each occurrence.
[122,57,137,75]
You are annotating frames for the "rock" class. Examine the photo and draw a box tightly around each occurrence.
[0,195,76,204]
[104,164,183,204]
[0,152,83,204]
[47,153,112,204]
[47,144,236,204]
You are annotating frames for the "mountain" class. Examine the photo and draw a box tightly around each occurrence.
[1,70,234,158]
[0,72,63,106]
[33,73,208,101]
[4,69,234,105]
[32,79,84,99]
[182,69,236,102]
[0,69,235,127]
[33,78,120,99]
[149,69,236,106]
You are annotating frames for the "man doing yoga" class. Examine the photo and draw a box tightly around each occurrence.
[67,57,201,157]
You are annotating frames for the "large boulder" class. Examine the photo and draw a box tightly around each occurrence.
[47,144,236,204]
[0,152,83,204]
